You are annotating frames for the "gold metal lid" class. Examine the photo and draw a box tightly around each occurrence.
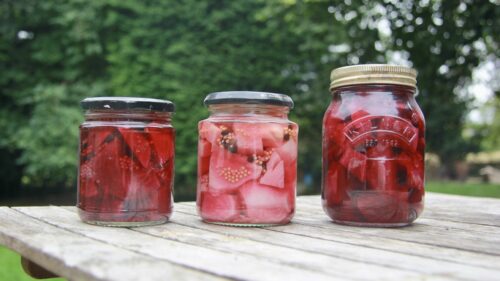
[330,64,417,90]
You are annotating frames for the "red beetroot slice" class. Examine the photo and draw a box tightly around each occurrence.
[118,128,152,168]
[338,146,366,182]
[199,191,240,222]
[326,200,361,222]
[260,159,285,188]
[349,110,370,122]
[276,139,298,164]
[323,161,349,205]
[198,139,212,158]
[120,169,162,211]
[145,126,175,165]
[91,130,129,211]
[232,123,264,154]
[260,123,287,148]
[354,191,408,223]
[208,147,262,192]
[199,121,223,144]
[365,159,399,191]
[396,152,424,190]
[239,182,293,223]
[81,127,117,160]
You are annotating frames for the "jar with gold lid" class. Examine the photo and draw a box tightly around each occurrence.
[322,64,425,227]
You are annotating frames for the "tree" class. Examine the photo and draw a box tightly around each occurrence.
[0,0,498,200]
[261,0,499,179]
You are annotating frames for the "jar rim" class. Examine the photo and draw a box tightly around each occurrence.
[330,64,417,90]
[204,91,294,109]
[81,97,175,112]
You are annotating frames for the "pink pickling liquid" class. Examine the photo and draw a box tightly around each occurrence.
[322,84,425,226]
[197,119,298,225]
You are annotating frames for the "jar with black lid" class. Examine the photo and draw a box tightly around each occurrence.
[322,65,425,227]
[78,97,175,227]
[197,91,298,226]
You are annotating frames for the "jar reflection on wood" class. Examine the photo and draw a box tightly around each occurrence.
[322,65,425,227]
[77,97,175,227]
[197,91,298,226]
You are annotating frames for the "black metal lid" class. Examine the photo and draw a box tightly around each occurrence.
[81,97,175,112]
[204,91,294,109]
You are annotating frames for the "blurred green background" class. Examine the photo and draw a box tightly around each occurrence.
[0,0,498,203]
[0,0,499,279]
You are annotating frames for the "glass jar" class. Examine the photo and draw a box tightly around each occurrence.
[197,91,298,226]
[77,97,175,227]
[322,65,425,227]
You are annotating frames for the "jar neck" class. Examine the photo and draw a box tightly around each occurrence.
[207,104,290,118]
[331,84,417,97]
[84,109,172,123]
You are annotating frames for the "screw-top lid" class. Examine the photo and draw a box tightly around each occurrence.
[204,91,294,108]
[81,97,175,112]
[330,64,417,91]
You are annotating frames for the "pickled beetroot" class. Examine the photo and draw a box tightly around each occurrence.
[78,125,174,224]
[322,85,425,226]
[197,121,297,225]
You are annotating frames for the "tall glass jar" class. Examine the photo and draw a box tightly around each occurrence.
[197,91,298,226]
[78,97,175,227]
[322,65,425,227]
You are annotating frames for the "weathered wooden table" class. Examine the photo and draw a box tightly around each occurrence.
[1,193,499,281]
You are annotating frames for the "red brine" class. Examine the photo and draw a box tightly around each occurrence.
[197,120,297,225]
[77,97,175,226]
[323,65,425,227]
[78,125,175,224]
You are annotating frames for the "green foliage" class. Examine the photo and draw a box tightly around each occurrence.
[479,92,500,151]
[0,0,498,197]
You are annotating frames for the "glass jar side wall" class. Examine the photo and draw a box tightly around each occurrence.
[322,84,425,227]
[197,106,298,226]
[78,110,175,226]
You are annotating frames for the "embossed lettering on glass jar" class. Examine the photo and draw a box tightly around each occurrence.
[197,91,298,226]
[322,65,425,227]
[78,97,175,227]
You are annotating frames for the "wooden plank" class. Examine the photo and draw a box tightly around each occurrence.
[130,215,433,280]
[17,206,344,281]
[291,200,500,256]
[0,207,221,281]
[170,205,500,280]
[57,206,438,280]
[296,194,500,227]
[175,203,500,272]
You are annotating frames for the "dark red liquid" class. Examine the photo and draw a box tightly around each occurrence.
[322,85,425,226]
[78,124,175,224]
[197,120,297,225]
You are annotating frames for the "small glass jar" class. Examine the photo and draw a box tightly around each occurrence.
[77,97,175,227]
[322,65,425,227]
[197,91,298,226]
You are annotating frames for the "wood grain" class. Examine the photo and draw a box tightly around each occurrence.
[0,193,499,281]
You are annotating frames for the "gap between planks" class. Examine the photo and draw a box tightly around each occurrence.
[174,202,500,271]
[292,204,500,255]
[60,206,498,280]
[17,206,373,281]
[51,206,428,281]
[0,207,223,281]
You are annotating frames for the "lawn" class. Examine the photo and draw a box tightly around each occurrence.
[1,181,498,280]
[0,246,65,281]
[426,181,500,198]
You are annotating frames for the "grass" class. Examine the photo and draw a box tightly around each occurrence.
[0,246,65,281]
[426,181,500,198]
